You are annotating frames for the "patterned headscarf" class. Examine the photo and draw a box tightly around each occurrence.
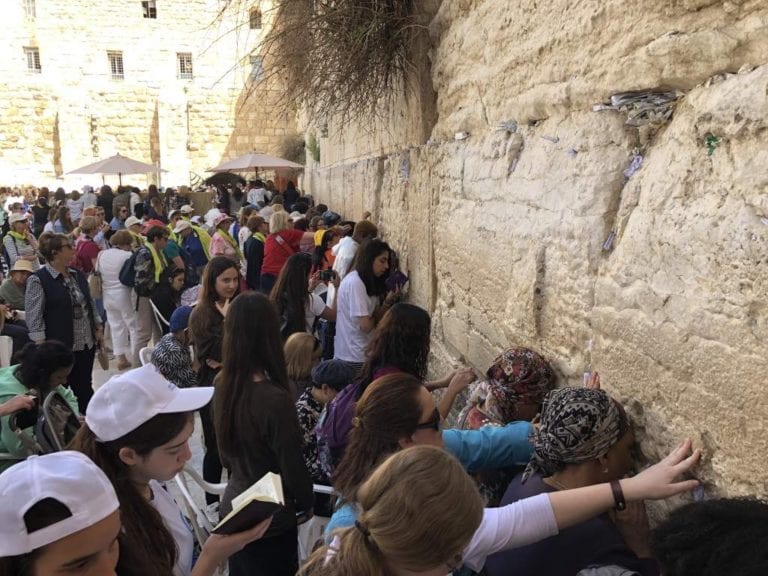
[485,347,555,423]
[522,387,630,483]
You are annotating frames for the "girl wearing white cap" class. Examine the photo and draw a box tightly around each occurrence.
[0,451,121,575]
[69,364,271,576]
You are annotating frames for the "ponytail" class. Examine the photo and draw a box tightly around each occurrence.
[300,524,386,576]
[300,446,484,575]
[68,414,189,576]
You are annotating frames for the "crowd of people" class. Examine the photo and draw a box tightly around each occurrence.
[0,180,765,576]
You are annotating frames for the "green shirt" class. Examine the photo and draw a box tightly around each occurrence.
[0,365,79,471]
[163,239,181,260]
[0,278,26,311]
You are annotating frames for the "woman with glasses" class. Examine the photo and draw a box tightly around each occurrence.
[317,303,475,474]
[24,233,103,414]
[110,204,131,231]
[316,373,702,576]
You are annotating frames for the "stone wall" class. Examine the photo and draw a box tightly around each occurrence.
[0,0,294,188]
[304,0,768,496]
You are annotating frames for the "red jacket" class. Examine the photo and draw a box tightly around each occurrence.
[261,229,304,276]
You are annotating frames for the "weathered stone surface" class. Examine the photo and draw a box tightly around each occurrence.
[0,0,293,187]
[304,2,768,496]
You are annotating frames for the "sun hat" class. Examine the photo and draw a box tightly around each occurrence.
[212,213,233,228]
[86,364,213,442]
[169,305,194,333]
[9,213,29,225]
[125,216,142,229]
[142,219,168,235]
[10,260,35,273]
[0,451,120,556]
[173,220,192,234]
[180,205,195,214]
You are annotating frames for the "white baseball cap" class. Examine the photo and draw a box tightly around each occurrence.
[180,205,195,214]
[124,216,142,229]
[0,451,119,556]
[173,219,192,234]
[86,364,213,442]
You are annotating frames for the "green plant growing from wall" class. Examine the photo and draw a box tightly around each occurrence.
[306,133,320,163]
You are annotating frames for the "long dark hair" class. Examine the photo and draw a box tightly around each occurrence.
[14,341,74,394]
[355,238,389,298]
[270,252,312,338]
[189,256,240,341]
[333,373,424,503]
[54,206,74,232]
[215,293,290,458]
[358,304,431,395]
[68,413,190,576]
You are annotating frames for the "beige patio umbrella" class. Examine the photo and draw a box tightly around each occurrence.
[208,151,303,177]
[67,153,165,185]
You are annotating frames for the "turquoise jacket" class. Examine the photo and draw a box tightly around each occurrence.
[0,365,79,471]
[325,421,534,538]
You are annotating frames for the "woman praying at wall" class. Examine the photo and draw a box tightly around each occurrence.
[485,387,660,576]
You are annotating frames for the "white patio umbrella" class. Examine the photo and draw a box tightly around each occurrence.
[207,151,303,175]
[67,153,165,185]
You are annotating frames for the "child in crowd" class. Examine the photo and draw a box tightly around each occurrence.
[69,364,271,576]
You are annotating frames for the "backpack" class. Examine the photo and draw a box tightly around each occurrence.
[316,379,362,478]
[118,250,139,288]
[316,365,403,477]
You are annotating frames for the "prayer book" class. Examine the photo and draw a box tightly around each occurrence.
[212,472,284,535]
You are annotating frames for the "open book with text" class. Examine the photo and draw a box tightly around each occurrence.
[212,472,284,535]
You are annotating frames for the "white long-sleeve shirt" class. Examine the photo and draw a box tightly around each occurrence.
[327,493,558,574]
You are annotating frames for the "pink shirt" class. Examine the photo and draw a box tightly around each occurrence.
[210,231,238,260]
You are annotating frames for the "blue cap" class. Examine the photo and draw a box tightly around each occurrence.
[169,305,194,333]
[311,359,357,391]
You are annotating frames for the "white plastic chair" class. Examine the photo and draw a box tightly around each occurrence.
[138,346,154,366]
[174,464,336,558]
[149,299,170,334]
[174,465,227,547]
[298,484,335,562]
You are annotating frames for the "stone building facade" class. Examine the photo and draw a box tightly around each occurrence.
[303,1,768,497]
[0,0,294,188]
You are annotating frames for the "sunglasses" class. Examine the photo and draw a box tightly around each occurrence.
[414,408,441,432]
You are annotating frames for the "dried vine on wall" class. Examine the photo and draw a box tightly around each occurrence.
[241,0,425,127]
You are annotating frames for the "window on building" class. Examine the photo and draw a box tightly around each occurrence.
[24,47,41,73]
[23,0,36,19]
[177,53,193,80]
[249,55,264,82]
[108,51,124,80]
[142,0,157,18]
[249,8,262,29]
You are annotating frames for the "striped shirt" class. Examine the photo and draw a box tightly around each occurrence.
[25,264,101,351]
